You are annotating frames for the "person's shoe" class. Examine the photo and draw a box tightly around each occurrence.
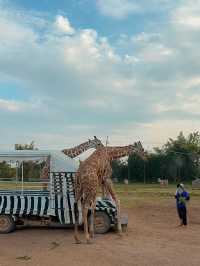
[178,222,183,227]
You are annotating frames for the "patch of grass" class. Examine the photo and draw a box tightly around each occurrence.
[113,183,200,208]
[50,241,60,250]
[16,256,31,261]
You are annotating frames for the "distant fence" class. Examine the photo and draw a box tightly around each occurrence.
[0,179,49,191]
[157,178,168,187]
[192,179,200,189]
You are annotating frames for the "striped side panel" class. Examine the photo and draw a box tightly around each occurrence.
[60,196,65,224]
[67,193,73,224]
[55,194,61,222]
[55,195,68,224]
[0,196,7,214]
[0,195,51,217]
[95,199,117,223]
[63,195,70,224]
[53,194,77,225]
[37,197,42,216]
[13,196,18,214]
[10,196,15,215]
[19,197,25,215]
[23,197,28,215]
[40,196,47,216]
[0,196,3,214]
[42,197,49,215]
[32,196,38,215]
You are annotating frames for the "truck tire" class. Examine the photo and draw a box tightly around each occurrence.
[93,211,111,234]
[0,215,16,234]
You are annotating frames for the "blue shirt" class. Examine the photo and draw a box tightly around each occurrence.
[175,190,190,208]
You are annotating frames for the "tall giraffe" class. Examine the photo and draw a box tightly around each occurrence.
[74,141,145,244]
[100,141,145,232]
[101,141,145,193]
[40,137,103,180]
[62,136,103,158]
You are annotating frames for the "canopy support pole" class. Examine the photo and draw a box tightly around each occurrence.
[21,161,24,195]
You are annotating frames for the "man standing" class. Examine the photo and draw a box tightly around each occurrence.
[175,183,190,226]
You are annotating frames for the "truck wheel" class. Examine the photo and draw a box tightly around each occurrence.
[93,212,111,234]
[0,215,16,234]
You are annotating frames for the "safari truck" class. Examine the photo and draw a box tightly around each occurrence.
[0,150,123,234]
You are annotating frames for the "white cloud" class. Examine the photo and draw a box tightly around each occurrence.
[1,1,200,150]
[0,99,23,112]
[97,0,179,19]
[0,98,41,112]
[0,18,37,45]
[97,0,140,19]
[54,15,75,34]
[180,16,200,28]
[172,0,200,29]
[183,76,200,89]
[109,119,200,150]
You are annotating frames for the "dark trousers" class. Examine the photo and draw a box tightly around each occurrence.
[177,205,187,225]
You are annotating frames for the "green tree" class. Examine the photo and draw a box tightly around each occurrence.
[128,154,145,182]
[0,162,15,179]
[15,141,41,180]
[111,160,128,182]
[111,131,200,183]
[163,131,200,182]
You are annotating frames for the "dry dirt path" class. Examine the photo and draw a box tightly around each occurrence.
[0,200,200,266]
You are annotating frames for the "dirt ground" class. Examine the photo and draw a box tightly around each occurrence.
[0,199,200,266]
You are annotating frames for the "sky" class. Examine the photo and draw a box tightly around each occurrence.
[0,0,200,151]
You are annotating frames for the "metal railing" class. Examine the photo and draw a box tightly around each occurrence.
[0,179,50,194]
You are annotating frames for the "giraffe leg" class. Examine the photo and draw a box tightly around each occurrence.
[104,178,122,235]
[102,184,106,198]
[89,202,96,239]
[83,207,91,244]
[74,202,81,244]
[116,199,122,235]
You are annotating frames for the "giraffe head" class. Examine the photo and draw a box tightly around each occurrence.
[88,136,104,149]
[128,141,146,159]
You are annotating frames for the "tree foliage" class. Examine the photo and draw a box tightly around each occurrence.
[0,141,45,180]
[0,162,15,179]
[112,131,200,183]
[1,133,200,183]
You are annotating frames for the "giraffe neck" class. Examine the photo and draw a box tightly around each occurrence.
[62,140,93,158]
[107,146,132,160]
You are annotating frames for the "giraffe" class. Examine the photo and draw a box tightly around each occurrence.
[74,141,145,244]
[100,141,145,232]
[101,141,145,193]
[62,136,103,158]
[40,136,103,180]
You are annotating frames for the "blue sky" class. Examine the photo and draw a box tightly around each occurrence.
[0,0,200,151]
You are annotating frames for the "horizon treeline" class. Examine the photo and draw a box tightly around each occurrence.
[112,131,200,183]
[1,132,200,183]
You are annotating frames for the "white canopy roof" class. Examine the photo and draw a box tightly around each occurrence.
[0,150,79,172]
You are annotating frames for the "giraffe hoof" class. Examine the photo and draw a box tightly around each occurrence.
[75,240,82,244]
[90,232,94,238]
[117,232,123,238]
[86,239,93,244]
